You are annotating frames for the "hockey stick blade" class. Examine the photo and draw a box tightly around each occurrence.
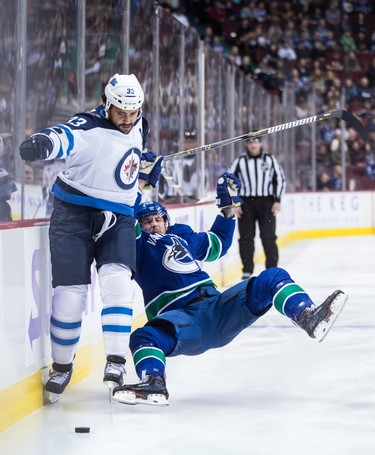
[163,110,368,162]
[338,109,368,142]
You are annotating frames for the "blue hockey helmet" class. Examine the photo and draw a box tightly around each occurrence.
[136,201,170,224]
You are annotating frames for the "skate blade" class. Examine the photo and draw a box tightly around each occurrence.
[43,389,61,404]
[42,368,61,404]
[314,291,348,342]
[104,381,118,403]
[112,391,169,407]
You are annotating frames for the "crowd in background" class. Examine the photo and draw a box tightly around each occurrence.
[1,0,375,222]
[160,0,375,191]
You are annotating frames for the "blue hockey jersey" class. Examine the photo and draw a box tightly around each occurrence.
[135,214,235,320]
[43,105,146,214]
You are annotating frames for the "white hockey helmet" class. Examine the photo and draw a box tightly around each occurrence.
[104,73,144,115]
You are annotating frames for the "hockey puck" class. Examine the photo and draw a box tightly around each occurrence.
[75,427,90,433]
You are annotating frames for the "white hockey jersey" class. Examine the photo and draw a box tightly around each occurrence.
[43,105,146,214]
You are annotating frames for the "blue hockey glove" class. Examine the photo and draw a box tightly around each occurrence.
[139,152,163,188]
[216,172,243,209]
[19,133,53,161]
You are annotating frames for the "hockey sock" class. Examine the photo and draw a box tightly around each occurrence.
[99,264,134,358]
[133,346,166,378]
[273,279,314,319]
[130,325,175,379]
[247,267,291,315]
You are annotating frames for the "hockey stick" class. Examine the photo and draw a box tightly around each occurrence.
[163,110,368,162]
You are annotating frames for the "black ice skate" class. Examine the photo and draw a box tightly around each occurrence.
[294,290,348,342]
[103,355,126,402]
[45,366,72,396]
[112,374,169,406]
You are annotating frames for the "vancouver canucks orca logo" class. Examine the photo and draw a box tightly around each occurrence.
[162,237,199,274]
[115,147,141,189]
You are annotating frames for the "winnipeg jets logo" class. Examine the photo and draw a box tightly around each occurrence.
[115,147,141,189]
[162,237,199,274]
[123,157,138,180]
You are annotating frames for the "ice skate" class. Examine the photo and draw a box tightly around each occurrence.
[103,356,126,402]
[44,366,73,403]
[112,374,169,406]
[294,290,348,342]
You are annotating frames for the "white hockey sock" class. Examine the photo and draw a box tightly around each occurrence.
[99,263,134,358]
[50,284,88,365]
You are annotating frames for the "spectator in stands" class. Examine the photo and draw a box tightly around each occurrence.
[348,139,367,172]
[314,18,330,44]
[277,40,297,61]
[253,1,267,23]
[342,1,354,14]
[319,118,337,145]
[343,77,359,104]
[325,31,339,50]
[325,1,341,26]
[339,31,357,52]
[311,67,327,96]
[226,44,242,66]
[366,152,375,179]
[346,125,363,149]
[0,168,17,222]
[239,54,258,75]
[211,34,226,53]
[310,40,326,62]
[240,1,255,20]
[339,12,353,34]
[330,129,348,165]
[359,100,375,134]
[317,170,331,191]
[317,142,333,169]
[291,69,309,94]
[356,31,370,52]
[354,1,372,15]
[328,164,344,190]
[343,51,362,72]
[357,76,372,103]
[268,17,283,43]
[326,49,344,71]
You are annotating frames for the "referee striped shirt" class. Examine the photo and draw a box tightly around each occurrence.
[230,151,286,201]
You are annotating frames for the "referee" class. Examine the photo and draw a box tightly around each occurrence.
[230,137,286,279]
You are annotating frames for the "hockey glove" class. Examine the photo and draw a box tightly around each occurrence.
[139,152,164,188]
[19,133,53,161]
[216,172,243,209]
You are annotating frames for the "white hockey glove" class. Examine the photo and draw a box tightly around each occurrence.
[139,152,164,188]
[216,172,243,209]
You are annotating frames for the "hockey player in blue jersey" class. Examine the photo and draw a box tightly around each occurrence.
[112,172,348,406]
[19,73,163,400]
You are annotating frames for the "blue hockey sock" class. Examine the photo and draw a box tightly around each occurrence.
[273,279,314,319]
[130,325,175,378]
[133,345,166,378]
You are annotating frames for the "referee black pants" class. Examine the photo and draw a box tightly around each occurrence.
[237,196,278,274]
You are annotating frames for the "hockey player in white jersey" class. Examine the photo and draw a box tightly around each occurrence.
[19,73,163,401]
[112,172,348,406]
